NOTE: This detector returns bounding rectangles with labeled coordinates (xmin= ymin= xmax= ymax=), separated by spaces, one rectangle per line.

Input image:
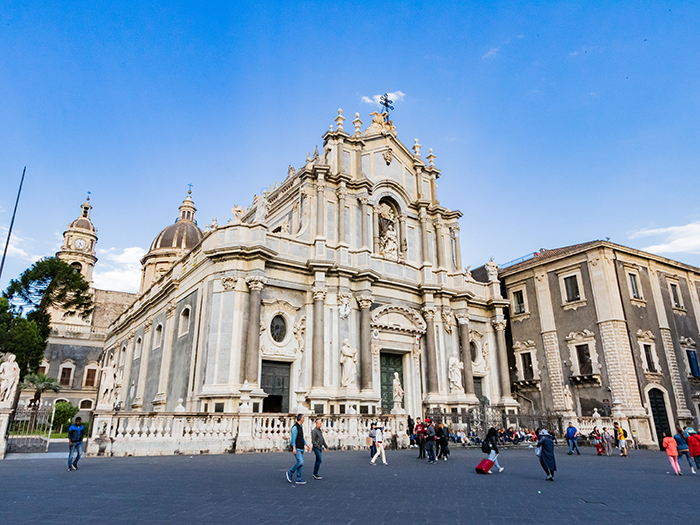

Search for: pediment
xmin=370 ymin=304 xmax=426 ymax=335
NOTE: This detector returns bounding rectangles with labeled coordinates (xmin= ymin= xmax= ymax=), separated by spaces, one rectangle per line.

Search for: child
xmin=662 ymin=430 xmax=681 ymax=476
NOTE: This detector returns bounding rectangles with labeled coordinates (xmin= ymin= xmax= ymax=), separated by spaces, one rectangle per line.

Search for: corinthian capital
xmin=455 ymin=312 xmax=470 ymax=325
xmin=246 ymin=275 xmax=267 ymax=291
xmin=492 ymin=319 xmax=507 ymax=331
xmin=312 ymin=286 xmax=327 ymax=301
xmin=336 ymin=188 xmax=347 ymax=200
xmin=357 ymin=294 xmax=373 ymax=309
xmin=421 ymin=305 xmax=436 ymax=320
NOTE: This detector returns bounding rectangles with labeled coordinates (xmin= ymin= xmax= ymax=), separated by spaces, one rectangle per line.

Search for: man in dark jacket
xmin=311 ymin=418 xmax=329 ymax=480
xmin=67 ymin=417 xmax=84 ymax=471
xmin=415 ymin=417 xmax=427 ymax=459
xmin=425 ymin=419 xmax=437 ymax=464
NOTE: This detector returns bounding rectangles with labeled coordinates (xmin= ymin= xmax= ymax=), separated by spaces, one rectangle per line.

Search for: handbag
xmin=365 ymin=436 xmax=373 ymax=446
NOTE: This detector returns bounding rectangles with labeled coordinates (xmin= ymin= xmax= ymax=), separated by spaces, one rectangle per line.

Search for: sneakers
xmin=296 ymin=480 xmax=306 ymax=484
xmin=498 ymin=467 xmax=505 ymax=473
xmin=567 ymin=452 xmax=573 ymax=455
xmin=72 ymin=464 xmax=78 ymax=470
xmin=313 ymin=475 xmax=322 ymax=480
xmin=383 ymin=462 xmax=388 ymax=466
xmin=370 ymin=461 xmax=376 ymax=466
xmin=692 ymin=468 xmax=697 ymax=474
xmin=286 ymin=471 xmax=292 ymax=483
xmin=68 ymin=466 xmax=74 ymax=472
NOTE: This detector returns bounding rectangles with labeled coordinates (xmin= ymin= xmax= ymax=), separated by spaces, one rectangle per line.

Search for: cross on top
xmin=187 ymin=183 xmax=193 ymax=195
xmin=86 ymin=190 xmax=91 ymax=201
xmin=379 ymin=93 xmax=394 ymax=122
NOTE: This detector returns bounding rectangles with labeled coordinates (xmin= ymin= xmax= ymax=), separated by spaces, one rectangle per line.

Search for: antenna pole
xmin=0 ymin=167 xmax=26 ymax=281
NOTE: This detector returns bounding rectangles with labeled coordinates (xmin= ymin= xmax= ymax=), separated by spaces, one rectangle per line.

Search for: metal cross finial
xmin=379 ymin=93 xmax=394 ymax=122
xmin=86 ymin=190 xmax=91 ymax=201
xmin=187 ymin=183 xmax=193 ymax=195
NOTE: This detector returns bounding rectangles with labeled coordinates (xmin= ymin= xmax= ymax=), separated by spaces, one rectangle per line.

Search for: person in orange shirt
xmin=662 ymin=430 xmax=682 ymax=476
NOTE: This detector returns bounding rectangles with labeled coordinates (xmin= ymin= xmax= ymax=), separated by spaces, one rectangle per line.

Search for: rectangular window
xmin=85 ymin=368 xmax=97 ymax=387
xmin=38 ymin=366 xmax=47 ymax=375
xmin=576 ymin=344 xmax=593 ymax=375
xmin=473 ymin=377 xmax=483 ymax=399
xmin=670 ymin=284 xmax=681 ymax=308
xmin=564 ymin=275 xmax=580 ymax=303
xmin=60 ymin=368 xmax=72 ymax=386
xmin=522 ymin=352 xmax=534 ymax=380
xmin=688 ymin=350 xmax=700 ymax=377
xmin=214 ymin=402 xmax=224 ymax=413
xmin=644 ymin=344 xmax=657 ymax=373
xmin=513 ymin=290 xmax=525 ymax=314
xmin=629 ymin=274 xmax=640 ymax=299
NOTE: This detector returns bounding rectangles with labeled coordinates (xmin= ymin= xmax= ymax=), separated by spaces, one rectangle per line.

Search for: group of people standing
xmin=662 ymin=427 xmax=700 ymax=476
xmin=411 ymin=417 xmax=450 ymax=464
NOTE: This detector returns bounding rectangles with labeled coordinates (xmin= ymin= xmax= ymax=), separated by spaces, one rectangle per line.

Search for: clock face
xmin=74 ymin=238 xmax=87 ymax=250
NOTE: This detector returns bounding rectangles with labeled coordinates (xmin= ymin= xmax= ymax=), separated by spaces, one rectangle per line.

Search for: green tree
xmin=20 ymin=372 xmax=60 ymax=406
xmin=0 ymin=297 xmax=44 ymax=380
xmin=53 ymin=400 xmax=79 ymax=431
xmin=4 ymin=257 xmax=94 ymax=342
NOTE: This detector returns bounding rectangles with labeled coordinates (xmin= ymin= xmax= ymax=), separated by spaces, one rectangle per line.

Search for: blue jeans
xmin=313 ymin=448 xmax=322 ymax=476
xmin=678 ymin=450 xmax=693 ymax=469
xmin=370 ymin=442 xmax=377 ymax=458
xmin=68 ymin=442 xmax=82 ymax=468
xmin=568 ymin=437 xmax=579 ymax=454
xmin=288 ymin=450 xmax=304 ymax=481
xmin=426 ymin=440 xmax=436 ymax=462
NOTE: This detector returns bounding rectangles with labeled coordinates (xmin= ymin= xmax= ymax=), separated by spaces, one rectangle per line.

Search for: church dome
xmin=145 ymin=191 xmax=202 ymax=256
xmin=69 ymin=217 xmax=96 ymax=232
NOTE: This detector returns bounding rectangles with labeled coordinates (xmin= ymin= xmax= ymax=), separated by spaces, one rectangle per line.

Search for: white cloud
xmin=92 ymin=246 xmax=147 ymax=293
xmin=629 ymin=222 xmax=700 ymax=255
xmin=0 ymin=227 xmax=43 ymax=263
xmin=482 ymin=47 xmax=499 ymax=60
xmin=360 ymin=91 xmax=406 ymax=106
xmin=569 ymin=51 xmax=578 ymax=56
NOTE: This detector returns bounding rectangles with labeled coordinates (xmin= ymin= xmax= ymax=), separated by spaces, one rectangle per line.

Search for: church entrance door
xmin=648 ymin=388 xmax=670 ymax=447
xmin=380 ymin=353 xmax=403 ymax=413
xmin=261 ymin=361 xmax=290 ymax=413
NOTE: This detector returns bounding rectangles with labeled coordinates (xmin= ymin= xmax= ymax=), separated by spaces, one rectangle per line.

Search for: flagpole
xmin=0 ymin=166 xmax=26 ymax=281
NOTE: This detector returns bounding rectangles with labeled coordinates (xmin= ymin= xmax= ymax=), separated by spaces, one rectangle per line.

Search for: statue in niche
xmin=340 ymin=339 xmax=357 ymax=388
xmin=564 ymin=384 xmax=574 ymax=412
xmin=448 ymin=353 xmax=464 ymax=393
xmin=253 ymin=191 xmax=269 ymax=224
xmin=0 ymin=354 xmax=20 ymax=406
xmin=377 ymin=202 xmax=399 ymax=261
xmin=99 ymin=358 xmax=117 ymax=406
xmin=392 ymin=372 xmax=404 ymax=411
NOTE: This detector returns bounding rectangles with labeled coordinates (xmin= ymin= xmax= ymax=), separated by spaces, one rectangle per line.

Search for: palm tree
xmin=20 ymin=373 xmax=60 ymax=431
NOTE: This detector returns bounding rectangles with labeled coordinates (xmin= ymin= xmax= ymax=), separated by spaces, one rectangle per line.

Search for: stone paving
xmin=0 ymin=445 xmax=697 ymax=524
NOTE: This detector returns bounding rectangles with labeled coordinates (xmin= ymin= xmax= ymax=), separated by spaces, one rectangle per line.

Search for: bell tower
xmin=57 ymin=197 xmax=98 ymax=284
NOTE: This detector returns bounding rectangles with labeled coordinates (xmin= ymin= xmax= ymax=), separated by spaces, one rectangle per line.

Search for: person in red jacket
xmin=686 ymin=428 xmax=700 ymax=473
xmin=414 ymin=417 xmax=427 ymax=459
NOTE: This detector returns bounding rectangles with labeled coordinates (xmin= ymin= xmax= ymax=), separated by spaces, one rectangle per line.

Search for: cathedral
xmin=95 ymin=108 xmax=515 ymax=426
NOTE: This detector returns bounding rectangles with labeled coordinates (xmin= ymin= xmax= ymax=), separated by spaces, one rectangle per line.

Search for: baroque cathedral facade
xmin=96 ymin=109 xmax=517 ymax=420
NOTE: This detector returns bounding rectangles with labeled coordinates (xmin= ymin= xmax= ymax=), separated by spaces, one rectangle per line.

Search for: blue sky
xmin=1 ymin=1 xmax=699 ymax=293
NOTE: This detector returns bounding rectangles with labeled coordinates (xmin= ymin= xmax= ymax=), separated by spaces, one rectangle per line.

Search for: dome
xmin=149 ymin=221 xmax=203 ymax=252
xmin=69 ymin=217 xmax=96 ymax=232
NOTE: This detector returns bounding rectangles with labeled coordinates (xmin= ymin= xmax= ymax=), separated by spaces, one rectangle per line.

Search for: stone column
xmin=312 ymin=286 xmax=326 ymax=388
xmin=452 ymin=226 xmax=462 ymax=272
xmin=358 ymin=294 xmax=373 ymax=391
xmin=316 ymin=177 xmax=326 ymax=239
xmin=492 ymin=319 xmax=512 ymax=400
xmin=360 ymin=196 xmax=369 ymax=250
xmin=430 ymin=173 xmax=438 ymax=205
xmin=118 ymin=332 xmax=135 ymax=407
xmin=133 ymin=319 xmax=152 ymax=409
xmin=456 ymin=314 xmax=475 ymax=395
xmin=398 ymin=213 xmax=407 ymax=259
xmin=244 ymin=276 xmax=266 ymax=384
xmin=337 ymin=186 xmax=347 ymax=244
xmin=372 ymin=206 xmax=380 ymax=253
xmin=419 ymin=210 xmax=430 ymax=265
xmin=435 ymin=218 xmax=445 ymax=269
xmin=153 ymin=302 xmax=177 ymax=410
xmin=422 ymin=306 xmax=439 ymax=394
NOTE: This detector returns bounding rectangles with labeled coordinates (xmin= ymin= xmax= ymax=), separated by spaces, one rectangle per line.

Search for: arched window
xmin=71 ymin=262 xmax=82 ymax=272
xmin=79 ymin=399 xmax=94 ymax=410
xmin=59 ymin=361 xmax=76 ymax=387
xmin=119 ymin=345 xmax=127 ymax=366
xmin=154 ymin=324 xmax=163 ymax=347
xmin=83 ymin=362 xmax=99 ymax=388
xmin=179 ymin=307 xmax=191 ymax=337
xmin=38 ymin=359 xmax=49 ymax=375
xmin=134 ymin=337 xmax=143 ymax=360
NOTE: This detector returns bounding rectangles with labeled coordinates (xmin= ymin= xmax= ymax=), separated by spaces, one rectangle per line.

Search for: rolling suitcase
xmin=475 ymin=459 xmax=494 ymax=474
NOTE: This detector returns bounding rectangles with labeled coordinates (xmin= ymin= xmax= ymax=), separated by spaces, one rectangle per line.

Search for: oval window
xmin=470 ymin=342 xmax=478 ymax=363
xmin=270 ymin=315 xmax=287 ymax=343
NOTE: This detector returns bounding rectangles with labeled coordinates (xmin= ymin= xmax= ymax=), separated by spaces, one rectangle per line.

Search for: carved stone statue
xmin=253 ymin=191 xmax=269 ymax=224
xmin=340 ymin=339 xmax=357 ymax=388
xmin=99 ymin=359 xmax=117 ymax=406
xmin=485 ymin=257 xmax=499 ymax=282
xmin=0 ymin=354 xmax=21 ymax=406
xmin=564 ymin=384 xmax=574 ymax=412
xmin=380 ymin=224 xmax=399 ymax=261
xmin=448 ymin=353 xmax=464 ymax=393
xmin=392 ymin=372 xmax=404 ymax=409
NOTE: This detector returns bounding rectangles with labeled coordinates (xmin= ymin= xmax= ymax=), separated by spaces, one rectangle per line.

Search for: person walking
xmin=311 ymin=418 xmax=329 ymax=480
xmin=591 ymin=426 xmax=604 ymax=456
xmin=662 ymin=431 xmax=682 ymax=476
xmin=438 ymin=423 xmax=450 ymax=461
xmin=614 ymin=422 xmax=628 ymax=457
xmin=286 ymin=414 xmax=310 ymax=484
xmin=415 ymin=417 xmax=427 ymax=459
xmin=566 ymin=422 xmax=580 ymax=455
xmin=67 ymin=417 xmax=85 ymax=471
xmin=602 ymin=427 xmax=614 ymax=456
xmin=674 ymin=427 xmax=695 ymax=474
xmin=370 ymin=423 xmax=388 ymax=466
xmin=425 ymin=419 xmax=437 ymax=464
xmin=368 ymin=423 xmax=377 ymax=459
xmin=484 ymin=427 xmax=504 ymax=473
xmin=407 ymin=416 xmax=415 ymax=448
xmin=536 ymin=428 xmax=557 ymax=481
xmin=686 ymin=428 xmax=700 ymax=473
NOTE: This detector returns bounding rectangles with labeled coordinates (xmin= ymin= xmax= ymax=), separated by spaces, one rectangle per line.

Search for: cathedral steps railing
xmin=86 ymin=411 xmax=409 ymax=457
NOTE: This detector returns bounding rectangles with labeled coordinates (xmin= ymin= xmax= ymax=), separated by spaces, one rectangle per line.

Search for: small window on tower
xmin=82 ymin=207 xmax=89 ymax=217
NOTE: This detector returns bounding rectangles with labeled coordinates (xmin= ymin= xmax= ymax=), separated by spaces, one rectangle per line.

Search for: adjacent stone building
xmin=99 ymin=109 xmax=516 ymax=427
xmin=500 ymin=240 xmax=700 ymax=448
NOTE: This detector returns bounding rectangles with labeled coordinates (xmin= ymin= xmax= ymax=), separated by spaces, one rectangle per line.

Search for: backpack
xmin=622 ymin=429 xmax=628 ymax=439
xmin=481 ymin=439 xmax=491 ymax=454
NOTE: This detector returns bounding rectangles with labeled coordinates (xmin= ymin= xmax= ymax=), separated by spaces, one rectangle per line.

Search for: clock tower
xmin=57 ymin=197 xmax=98 ymax=283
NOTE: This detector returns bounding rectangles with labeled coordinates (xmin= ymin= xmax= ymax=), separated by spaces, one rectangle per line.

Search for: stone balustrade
xmin=86 ymin=412 xmax=409 ymax=457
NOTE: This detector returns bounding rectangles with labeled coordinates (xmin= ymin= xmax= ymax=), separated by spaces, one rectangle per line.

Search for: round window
xmin=270 ymin=315 xmax=287 ymax=343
